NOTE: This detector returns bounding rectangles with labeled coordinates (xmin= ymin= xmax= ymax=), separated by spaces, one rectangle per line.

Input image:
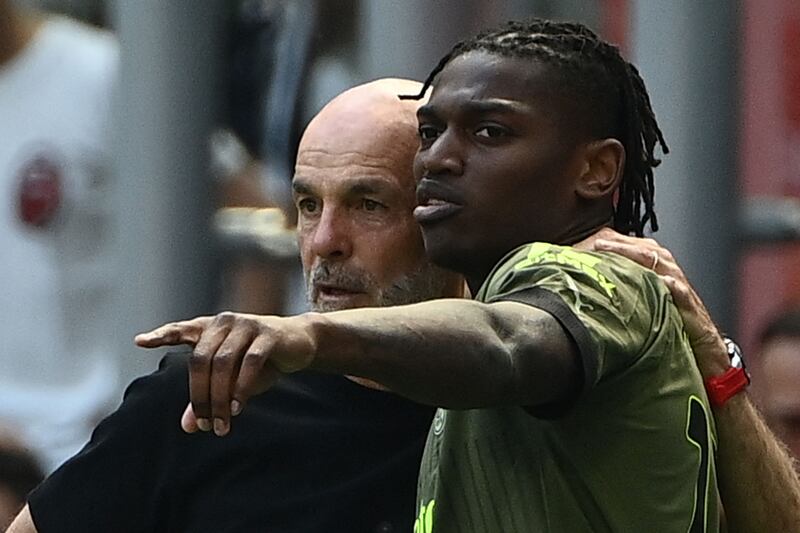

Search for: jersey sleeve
xmin=481 ymin=242 xmax=658 ymax=393
xmin=27 ymin=353 xmax=190 ymax=533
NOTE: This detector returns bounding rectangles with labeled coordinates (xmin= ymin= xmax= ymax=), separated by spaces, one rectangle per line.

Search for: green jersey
xmin=415 ymin=243 xmax=720 ymax=533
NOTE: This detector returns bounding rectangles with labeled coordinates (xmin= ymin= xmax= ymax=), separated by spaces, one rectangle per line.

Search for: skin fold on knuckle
xmin=212 ymin=312 xmax=238 ymax=330
xmin=189 ymin=351 xmax=210 ymax=370
xmin=212 ymin=351 xmax=235 ymax=371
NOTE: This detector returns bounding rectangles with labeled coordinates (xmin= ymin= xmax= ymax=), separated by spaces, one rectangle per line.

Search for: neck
xmin=463 ymin=213 xmax=614 ymax=295
xmin=553 ymin=201 xmax=616 ymax=243
xmin=560 ymin=218 xmax=614 ymax=245
xmin=0 ymin=4 xmax=40 ymax=66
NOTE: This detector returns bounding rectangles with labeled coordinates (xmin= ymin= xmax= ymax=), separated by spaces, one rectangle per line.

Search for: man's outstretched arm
xmin=583 ymin=229 xmax=800 ymax=533
xmin=7 ymin=505 xmax=37 ymax=533
xmin=136 ymin=299 xmax=581 ymax=437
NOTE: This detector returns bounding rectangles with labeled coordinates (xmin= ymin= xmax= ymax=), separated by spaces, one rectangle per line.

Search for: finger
xmin=661 ymin=275 xmax=706 ymax=339
xmin=661 ymin=275 xmax=691 ymax=307
xmin=592 ymin=227 xmax=620 ymax=241
xmin=574 ymin=227 xmax=619 ymax=250
xmin=593 ymin=239 xmax=689 ymax=282
xmin=209 ymin=327 xmax=255 ymax=437
xmin=662 ymin=274 xmax=706 ymax=319
xmin=233 ymin=335 xmax=281 ymax=406
xmin=188 ymin=322 xmax=234 ymax=431
xmin=592 ymin=240 xmax=659 ymax=270
xmin=135 ymin=317 xmax=212 ymax=348
xmin=589 ymin=231 xmax=642 ymax=248
xmin=181 ymin=403 xmax=199 ymax=433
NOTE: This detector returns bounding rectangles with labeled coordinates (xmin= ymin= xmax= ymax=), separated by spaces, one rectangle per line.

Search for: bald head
xmin=297 ymin=78 xmax=426 ymax=190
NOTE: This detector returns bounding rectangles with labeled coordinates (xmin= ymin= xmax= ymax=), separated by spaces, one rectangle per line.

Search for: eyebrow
xmin=292 ymin=176 xmax=393 ymax=197
xmin=292 ymin=180 xmax=313 ymax=195
xmin=418 ymin=98 xmax=530 ymax=118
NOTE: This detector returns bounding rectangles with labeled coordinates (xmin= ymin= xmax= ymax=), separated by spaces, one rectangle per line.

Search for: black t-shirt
xmin=28 ymin=353 xmax=434 ymax=532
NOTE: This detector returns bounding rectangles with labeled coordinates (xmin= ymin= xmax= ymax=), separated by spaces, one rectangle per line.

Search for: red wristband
xmin=704 ymin=366 xmax=750 ymax=407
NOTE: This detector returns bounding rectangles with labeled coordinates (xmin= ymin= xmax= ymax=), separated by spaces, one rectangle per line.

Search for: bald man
xmin=10 ymin=79 xmax=462 ymax=533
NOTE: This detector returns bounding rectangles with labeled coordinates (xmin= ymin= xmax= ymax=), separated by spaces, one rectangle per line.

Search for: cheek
xmin=297 ymin=230 xmax=316 ymax=271
xmin=487 ymin=162 xmax=573 ymax=216
xmin=357 ymin=222 xmax=427 ymax=277
xmin=413 ymin=153 xmax=425 ymax=181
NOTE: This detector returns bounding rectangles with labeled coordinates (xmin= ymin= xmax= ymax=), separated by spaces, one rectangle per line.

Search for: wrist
xmin=709 ymin=387 xmax=749 ymax=413
xmin=703 ymin=337 xmax=750 ymax=408
xmin=273 ymin=313 xmax=322 ymax=373
xmin=297 ymin=311 xmax=345 ymax=372
xmin=694 ymin=336 xmax=731 ymax=378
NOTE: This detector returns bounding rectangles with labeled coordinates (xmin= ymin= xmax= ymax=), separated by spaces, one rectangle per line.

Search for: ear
xmin=575 ymin=139 xmax=625 ymax=200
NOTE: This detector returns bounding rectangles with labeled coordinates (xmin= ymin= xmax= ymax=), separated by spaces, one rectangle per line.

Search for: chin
xmin=421 ymin=233 xmax=471 ymax=274
xmin=423 ymin=233 xmax=514 ymax=287
xmin=311 ymin=295 xmax=376 ymax=312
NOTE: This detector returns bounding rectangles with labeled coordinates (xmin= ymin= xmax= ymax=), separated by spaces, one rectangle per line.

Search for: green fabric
xmin=415 ymin=243 xmax=720 ymax=533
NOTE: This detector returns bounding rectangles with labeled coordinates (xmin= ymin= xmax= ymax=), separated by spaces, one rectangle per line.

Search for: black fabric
xmin=496 ymin=287 xmax=594 ymax=419
xmin=28 ymin=352 xmax=434 ymax=533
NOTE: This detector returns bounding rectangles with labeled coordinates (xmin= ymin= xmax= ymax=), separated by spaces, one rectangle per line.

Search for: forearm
xmin=7 ymin=505 xmax=37 ymax=533
xmin=693 ymin=337 xmax=800 ymax=531
xmin=714 ymin=394 xmax=800 ymax=533
xmin=304 ymin=298 xmax=578 ymax=408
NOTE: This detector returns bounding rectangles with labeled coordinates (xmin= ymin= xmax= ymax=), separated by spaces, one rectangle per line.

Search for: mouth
xmin=414 ymin=178 xmax=463 ymax=225
xmin=314 ymin=284 xmax=366 ymax=300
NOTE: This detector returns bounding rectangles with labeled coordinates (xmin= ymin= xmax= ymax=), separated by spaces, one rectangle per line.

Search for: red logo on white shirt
xmin=17 ymin=155 xmax=62 ymax=228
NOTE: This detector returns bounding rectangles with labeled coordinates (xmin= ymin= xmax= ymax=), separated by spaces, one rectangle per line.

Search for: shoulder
xmin=42 ymin=16 xmax=118 ymax=60
xmin=98 ymin=352 xmax=190 ymax=427
xmin=35 ymin=16 xmax=118 ymax=84
xmin=480 ymin=242 xmax=661 ymax=305
xmin=26 ymin=354 xmax=191 ymax=532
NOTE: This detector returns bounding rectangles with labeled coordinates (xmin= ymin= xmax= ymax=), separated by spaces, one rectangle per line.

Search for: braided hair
xmin=401 ymin=19 xmax=668 ymax=236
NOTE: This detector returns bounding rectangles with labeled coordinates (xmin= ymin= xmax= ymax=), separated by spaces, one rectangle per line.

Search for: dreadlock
xmin=401 ymin=18 xmax=668 ymax=236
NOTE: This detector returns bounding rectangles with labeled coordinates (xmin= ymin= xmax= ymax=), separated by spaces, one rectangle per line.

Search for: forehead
xmin=294 ymin=131 xmax=415 ymax=196
xmin=293 ymin=154 xmax=410 ymax=198
xmin=424 ymin=51 xmax=557 ymax=115
xmin=294 ymin=105 xmax=418 ymax=195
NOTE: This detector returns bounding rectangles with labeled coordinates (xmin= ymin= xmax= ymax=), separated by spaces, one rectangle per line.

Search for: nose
xmin=417 ymin=130 xmax=463 ymax=178
xmin=308 ymin=205 xmax=353 ymax=260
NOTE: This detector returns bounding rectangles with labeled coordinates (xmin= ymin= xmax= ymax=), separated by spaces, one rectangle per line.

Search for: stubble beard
xmin=305 ymin=260 xmax=451 ymax=312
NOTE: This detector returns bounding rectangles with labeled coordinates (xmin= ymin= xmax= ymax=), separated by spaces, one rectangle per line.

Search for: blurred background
xmin=1 ymin=0 xmax=800 ymax=512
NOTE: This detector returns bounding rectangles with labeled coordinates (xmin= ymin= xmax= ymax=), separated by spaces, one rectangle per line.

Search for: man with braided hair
xmin=401 ymin=20 xmax=715 ymax=532
xmin=134 ymin=19 xmax=764 ymax=532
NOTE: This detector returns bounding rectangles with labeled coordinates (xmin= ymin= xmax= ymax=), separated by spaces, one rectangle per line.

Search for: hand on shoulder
xmin=576 ymin=228 xmax=729 ymax=377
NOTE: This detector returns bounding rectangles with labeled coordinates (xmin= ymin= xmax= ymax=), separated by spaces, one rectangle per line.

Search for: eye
xmin=418 ymin=124 xmax=440 ymax=141
xmin=297 ymin=198 xmax=318 ymax=214
xmin=361 ymin=198 xmax=384 ymax=212
xmin=475 ymin=125 xmax=509 ymax=139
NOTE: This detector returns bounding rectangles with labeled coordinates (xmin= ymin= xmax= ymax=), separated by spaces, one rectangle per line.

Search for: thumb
xmin=181 ymin=403 xmax=200 ymax=433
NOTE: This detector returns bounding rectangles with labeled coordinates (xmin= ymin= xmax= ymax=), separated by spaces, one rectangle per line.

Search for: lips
xmin=312 ymin=283 xmax=369 ymax=311
xmin=414 ymin=178 xmax=463 ymax=224
xmin=315 ymin=284 xmax=365 ymax=298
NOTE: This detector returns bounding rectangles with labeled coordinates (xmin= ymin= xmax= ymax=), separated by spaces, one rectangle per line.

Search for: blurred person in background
xmin=0 ymin=432 xmax=43 ymax=531
xmin=210 ymin=127 xmax=306 ymax=318
xmin=752 ymin=307 xmax=800 ymax=462
xmin=0 ymin=0 xmax=119 ymax=471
